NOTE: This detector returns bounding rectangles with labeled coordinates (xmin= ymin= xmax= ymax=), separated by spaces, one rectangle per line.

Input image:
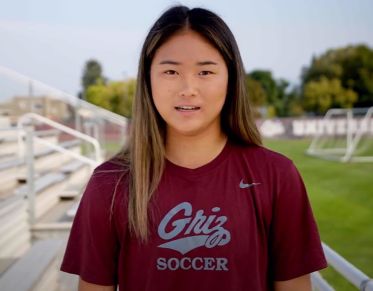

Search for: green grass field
xmin=264 ymin=138 xmax=373 ymax=290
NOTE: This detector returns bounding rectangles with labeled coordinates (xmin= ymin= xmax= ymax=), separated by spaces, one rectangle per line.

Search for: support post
xmin=25 ymin=127 xmax=36 ymax=225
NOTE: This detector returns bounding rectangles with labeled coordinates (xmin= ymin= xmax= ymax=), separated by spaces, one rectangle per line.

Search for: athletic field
xmin=264 ymin=138 xmax=373 ymax=291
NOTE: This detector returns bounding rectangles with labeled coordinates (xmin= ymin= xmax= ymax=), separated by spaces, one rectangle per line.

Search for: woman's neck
xmin=165 ymin=130 xmax=228 ymax=169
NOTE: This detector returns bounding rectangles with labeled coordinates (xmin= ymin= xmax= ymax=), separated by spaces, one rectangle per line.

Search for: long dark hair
xmin=118 ymin=5 xmax=262 ymax=241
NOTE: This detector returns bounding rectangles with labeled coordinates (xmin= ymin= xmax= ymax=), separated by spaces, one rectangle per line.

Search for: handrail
xmin=17 ymin=112 xmax=103 ymax=164
xmin=33 ymin=136 xmax=99 ymax=167
xmin=323 ymin=243 xmax=373 ymax=290
xmin=0 ymin=65 xmax=129 ymax=128
xmin=311 ymin=272 xmax=335 ymax=291
xmin=76 ymin=99 xmax=128 ymax=127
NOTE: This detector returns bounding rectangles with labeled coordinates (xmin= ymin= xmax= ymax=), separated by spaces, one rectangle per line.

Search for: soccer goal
xmin=306 ymin=107 xmax=373 ymax=162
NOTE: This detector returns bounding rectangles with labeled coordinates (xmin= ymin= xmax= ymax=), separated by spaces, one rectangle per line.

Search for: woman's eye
xmin=164 ymin=70 xmax=177 ymax=75
xmin=199 ymin=71 xmax=213 ymax=76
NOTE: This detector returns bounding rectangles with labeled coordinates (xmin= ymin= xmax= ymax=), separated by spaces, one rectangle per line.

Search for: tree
xmin=301 ymin=44 xmax=373 ymax=107
xmin=303 ymin=77 xmax=357 ymax=114
xmin=286 ymin=87 xmax=304 ymax=117
xmin=85 ymin=79 xmax=135 ymax=117
xmin=246 ymin=70 xmax=291 ymax=117
xmin=116 ymin=79 xmax=136 ymax=117
xmin=81 ymin=59 xmax=106 ymax=99
xmin=275 ymin=78 xmax=290 ymax=116
xmin=249 ymin=70 xmax=278 ymax=105
xmin=85 ymin=82 xmax=112 ymax=110
xmin=245 ymin=76 xmax=267 ymax=118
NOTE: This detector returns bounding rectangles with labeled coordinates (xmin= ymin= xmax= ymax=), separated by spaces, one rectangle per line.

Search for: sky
xmin=0 ymin=0 xmax=372 ymax=100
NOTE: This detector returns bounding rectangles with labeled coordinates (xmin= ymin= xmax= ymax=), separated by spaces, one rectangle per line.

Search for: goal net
xmin=306 ymin=107 xmax=373 ymax=162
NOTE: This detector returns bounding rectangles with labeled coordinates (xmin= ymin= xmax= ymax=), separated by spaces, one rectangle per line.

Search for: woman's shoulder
xmin=231 ymin=142 xmax=295 ymax=169
xmin=85 ymin=157 xmax=130 ymax=196
xmin=94 ymin=157 xmax=129 ymax=172
xmin=230 ymin=142 xmax=303 ymax=189
xmin=93 ymin=156 xmax=130 ymax=175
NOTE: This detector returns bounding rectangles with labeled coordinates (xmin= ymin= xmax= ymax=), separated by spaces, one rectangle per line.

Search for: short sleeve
xmin=60 ymin=169 xmax=122 ymax=286
xmin=269 ymin=160 xmax=327 ymax=281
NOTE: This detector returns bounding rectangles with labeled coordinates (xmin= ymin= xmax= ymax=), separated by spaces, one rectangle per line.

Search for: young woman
xmin=61 ymin=6 xmax=327 ymax=291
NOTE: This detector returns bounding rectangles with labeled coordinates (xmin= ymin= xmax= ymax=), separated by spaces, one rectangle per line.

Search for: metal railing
xmin=311 ymin=272 xmax=335 ymax=291
xmin=312 ymin=244 xmax=373 ymax=290
xmin=17 ymin=113 xmax=103 ymax=225
xmin=17 ymin=112 xmax=103 ymax=166
xmin=321 ymin=243 xmax=373 ymax=291
xmin=0 ymin=65 xmax=129 ymax=153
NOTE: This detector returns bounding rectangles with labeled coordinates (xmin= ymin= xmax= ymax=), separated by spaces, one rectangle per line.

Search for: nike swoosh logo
xmin=239 ymin=179 xmax=261 ymax=189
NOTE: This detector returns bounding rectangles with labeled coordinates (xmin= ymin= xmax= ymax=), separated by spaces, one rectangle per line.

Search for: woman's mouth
xmin=175 ymin=105 xmax=201 ymax=111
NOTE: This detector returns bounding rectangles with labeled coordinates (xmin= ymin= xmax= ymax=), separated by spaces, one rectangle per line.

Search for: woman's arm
xmin=78 ymin=277 xmax=116 ymax=291
xmin=274 ymin=274 xmax=312 ymax=291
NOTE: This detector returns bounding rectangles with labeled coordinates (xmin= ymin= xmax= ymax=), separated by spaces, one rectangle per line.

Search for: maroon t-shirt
xmin=60 ymin=141 xmax=327 ymax=290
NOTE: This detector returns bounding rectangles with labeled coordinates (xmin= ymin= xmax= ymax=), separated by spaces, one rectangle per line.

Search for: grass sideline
xmin=264 ymin=138 xmax=373 ymax=291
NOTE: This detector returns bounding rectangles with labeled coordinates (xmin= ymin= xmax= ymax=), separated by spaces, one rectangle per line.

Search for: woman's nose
xmin=179 ymin=75 xmax=198 ymax=97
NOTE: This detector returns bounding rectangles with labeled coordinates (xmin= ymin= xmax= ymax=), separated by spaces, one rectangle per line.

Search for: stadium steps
xmin=31 ymin=160 xmax=89 ymax=240
xmin=0 ymin=163 xmax=90 ymax=285
xmin=15 ymin=172 xmax=67 ymax=220
xmin=0 ymin=160 xmax=89 ymax=259
xmin=0 ymin=196 xmax=31 ymax=272
xmin=0 ymin=128 xmax=58 ymax=168
xmin=15 ymin=159 xmax=89 ymax=220
xmin=0 ymin=138 xmax=81 ymax=198
xmin=0 ymin=159 xmax=24 ymax=198
xmin=0 ymin=128 xmax=62 ymax=196
xmin=0 ymin=128 xmax=59 ymax=154
xmin=0 ymin=239 xmax=64 ymax=291
xmin=16 ymin=139 xmax=82 ymax=182
xmin=0 ymin=116 xmax=11 ymax=128
xmin=0 ymin=118 xmax=93 ymax=289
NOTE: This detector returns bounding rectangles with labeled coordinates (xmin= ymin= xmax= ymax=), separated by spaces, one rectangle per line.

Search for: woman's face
xmin=150 ymin=29 xmax=228 ymax=138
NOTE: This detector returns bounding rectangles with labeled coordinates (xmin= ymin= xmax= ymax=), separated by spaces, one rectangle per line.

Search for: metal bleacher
xmin=0 ymin=113 xmax=101 ymax=290
xmin=0 ymin=68 xmax=128 ymax=291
